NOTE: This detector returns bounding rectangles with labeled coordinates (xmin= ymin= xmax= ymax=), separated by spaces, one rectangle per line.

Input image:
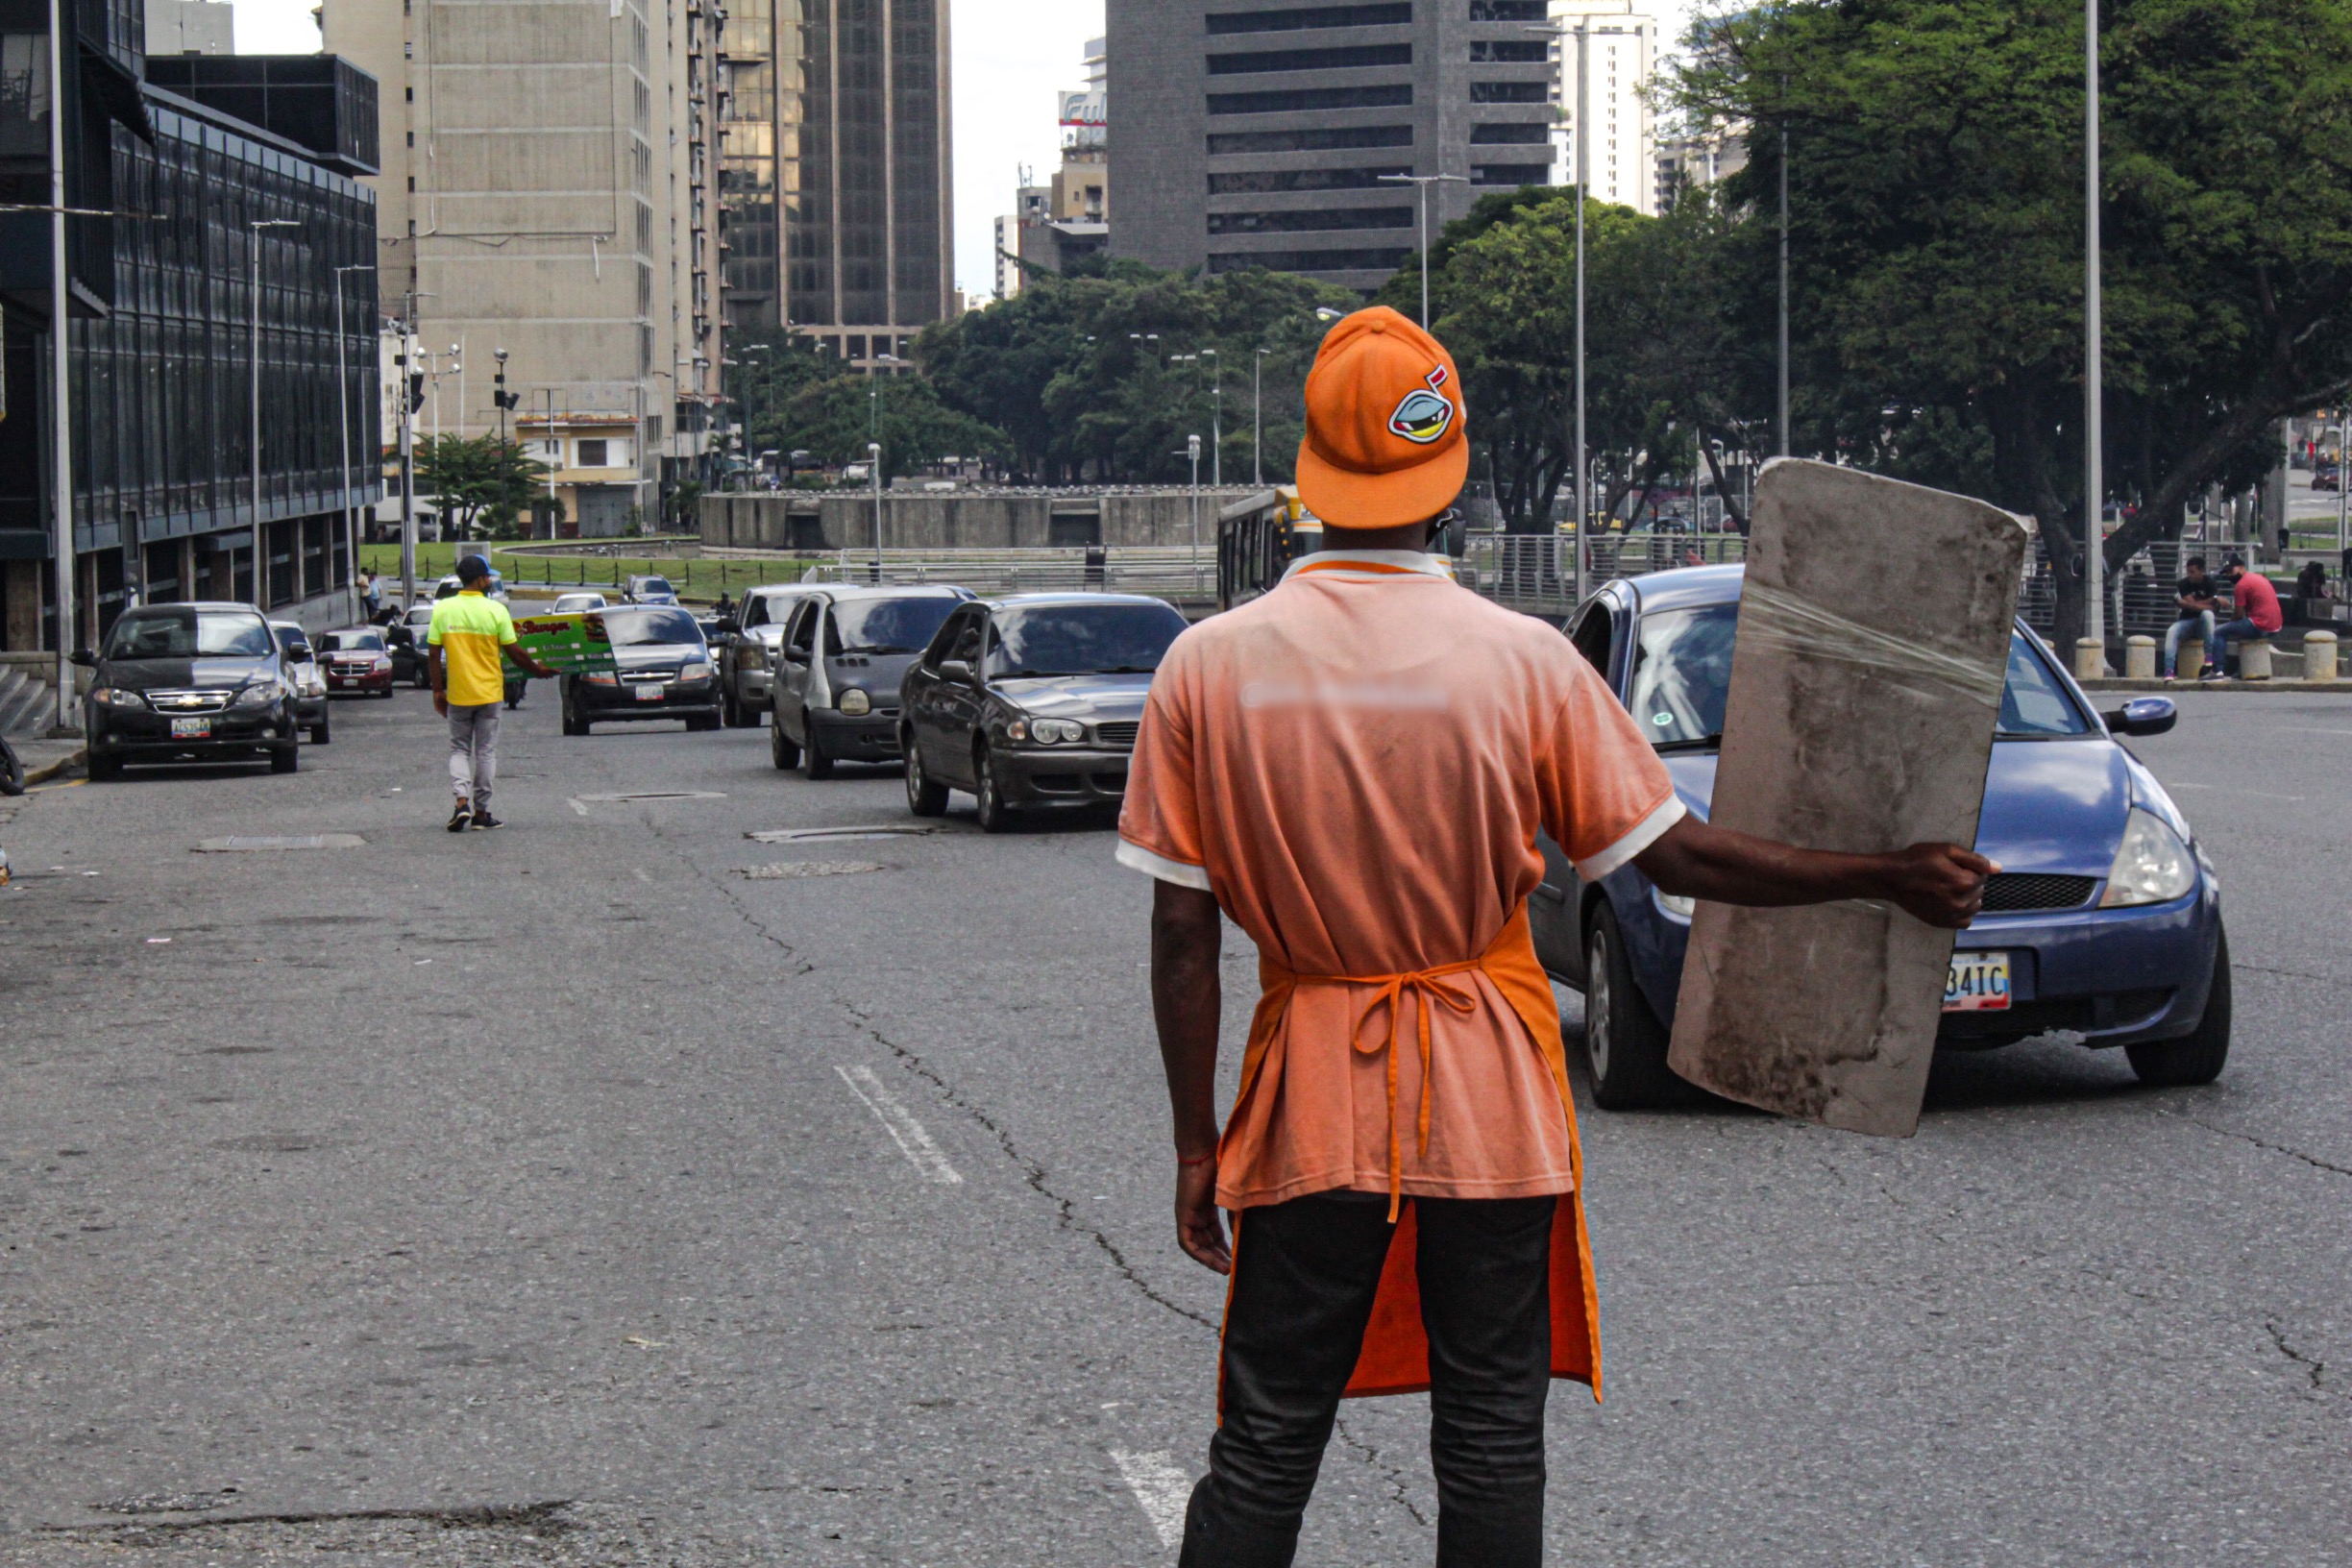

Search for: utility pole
xmin=43 ymin=0 xmax=77 ymax=732
xmin=868 ymin=440 xmax=884 ymax=581
xmin=1777 ymin=112 xmax=1791 ymax=457
xmin=333 ymin=263 xmax=374 ymax=621
xmin=1379 ymin=172 xmax=1469 ymax=330
xmin=1186 ymin=433 xmax=1202 ymax=592
xmin=2084 ymin=0 xmax=2106 ymax=661
xmin=1253 ymin=347 xmax=1268 ymax=487
xmin=396 ymin=289 xmax=433 ymax=613
xmin=1204 ymin=348 xmax=1222 ymax=488
xmin=1531 ymin=19 xmax=1591 ymax=602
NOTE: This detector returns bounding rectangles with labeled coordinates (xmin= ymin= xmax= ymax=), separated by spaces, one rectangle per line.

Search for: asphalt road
xmin=0 ymin=683 xmax=2345 ymax=1567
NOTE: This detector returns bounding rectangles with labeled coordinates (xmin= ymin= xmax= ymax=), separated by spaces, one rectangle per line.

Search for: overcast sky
xmin=233 ymin=0 xmax=1696 ymax=303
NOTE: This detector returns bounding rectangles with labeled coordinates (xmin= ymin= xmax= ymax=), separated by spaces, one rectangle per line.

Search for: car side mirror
xmin=70 ymin=649 xmax=96 ymax=667
xmin=2102 ymin=696 xmax=2177 ymax=737
xmin=938 ymin=658 xmax=973 ymax=685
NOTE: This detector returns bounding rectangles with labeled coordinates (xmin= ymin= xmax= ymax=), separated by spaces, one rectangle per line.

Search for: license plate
xmin=634 ymin=685 xmax=663 ymax=700
xmin=1944 ymin=951 xmax=2011 ymax=1012
xmin=170 ymin=717 xmax=211 ymax=739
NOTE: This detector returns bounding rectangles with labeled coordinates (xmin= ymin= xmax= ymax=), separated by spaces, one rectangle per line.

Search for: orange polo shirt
xmin=1118 ymin=549 xmax=1682 ymax=1211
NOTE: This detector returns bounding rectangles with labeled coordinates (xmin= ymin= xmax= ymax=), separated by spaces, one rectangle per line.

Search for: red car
xmin=317 ymin=627 xmax=397 ymax=697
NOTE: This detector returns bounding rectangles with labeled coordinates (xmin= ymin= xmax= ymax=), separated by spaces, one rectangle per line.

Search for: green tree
xmin=413 ymin=434 xmax=551 ymax=540
xmin=771 ymin=372 xmax=1009 ymax=483
xmin=1680 ymin=0 xmax=2352 ymax=645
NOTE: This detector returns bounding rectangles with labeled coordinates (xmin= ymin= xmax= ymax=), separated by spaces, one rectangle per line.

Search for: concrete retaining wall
xmin=699 ymin=489 xmax=1254 ymax=552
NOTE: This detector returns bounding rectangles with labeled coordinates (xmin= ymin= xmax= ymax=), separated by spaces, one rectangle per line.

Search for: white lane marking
xmin=634 ymin=867 xmax=653 ymax=882
xmin=567 ymin=797 xmax=590 ymax=816
xmin=2284 ymin=727 xmax=2352 ymax=737
xmin=1110 ymin=1449 xmax=1192 ymax=1548
xmin=834 ymin=1065 xmax=962 ymax=1185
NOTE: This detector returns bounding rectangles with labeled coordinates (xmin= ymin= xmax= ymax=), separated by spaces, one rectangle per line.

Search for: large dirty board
xmin=1668 ymin=460 xmax=2030 ymax=1137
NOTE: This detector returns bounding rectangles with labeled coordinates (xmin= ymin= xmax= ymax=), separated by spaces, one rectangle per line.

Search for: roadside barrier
xmin=2240 ymin=640 xmax=2274 ymax=680
xmin=2076 ymin=637 xmax=2105 ymax=680
xmin=2306 ymin=629 xmax=2339 ymax=683
xmin=2124 ymin=635 xmax=2157 ymax=679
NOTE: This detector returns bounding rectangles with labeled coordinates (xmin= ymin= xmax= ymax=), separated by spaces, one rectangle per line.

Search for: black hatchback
xmin=76 ymin=602 xmax=301 ymax=779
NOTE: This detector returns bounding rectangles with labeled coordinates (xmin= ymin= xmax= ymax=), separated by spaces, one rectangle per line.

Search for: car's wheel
xmin=309 ymin=715 xmax=331 ymax=745
xmin=0 ymin=740 xmax=22 ymax=796
xmin=770 ymin=706 xmax=800 ymax=770
xmin=800 ymin=722 xmax=834 ymax=780
xmin=723 ymin=680 xmax=754 ymax=728
xmin=561 ymin=693 xmax=588 ymax=737
xmin=86 ymin=748 xmax=122 ymax=782
xmin=1582 ymin=900 xmax=1684 ymax=1110
xmin=2128 ymin=926 xmax=2232 ymax=1087
xmin=270 ymin=742 xmax=300 ymax=775
xmin=903 ymin=729 xmax=948 ymax=817
xmin=974 ymin=743 xmax=1017 ymax=833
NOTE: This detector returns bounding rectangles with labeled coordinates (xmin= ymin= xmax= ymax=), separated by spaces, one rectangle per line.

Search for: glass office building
xmin=0 ymin=6 xmax=380 ymax=653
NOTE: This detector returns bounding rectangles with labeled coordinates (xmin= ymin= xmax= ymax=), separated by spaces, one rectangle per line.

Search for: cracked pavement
xmin=0 ymin=685 xmax=2345 ymax=1564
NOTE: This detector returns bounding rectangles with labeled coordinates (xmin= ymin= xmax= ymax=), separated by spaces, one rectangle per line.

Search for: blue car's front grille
xmin=1981 ymin=872 xmax=2097 ymax=913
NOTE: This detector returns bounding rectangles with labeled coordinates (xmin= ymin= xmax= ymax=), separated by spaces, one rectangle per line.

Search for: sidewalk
xmin=11 ymin=735 xmax=86 ymax=785
xmin=2079 ymin=676 xmax=2352 ymax=695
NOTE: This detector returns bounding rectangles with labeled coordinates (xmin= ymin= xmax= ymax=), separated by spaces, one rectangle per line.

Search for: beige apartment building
xmin=323 ymin=0 xmax=723 ymax=536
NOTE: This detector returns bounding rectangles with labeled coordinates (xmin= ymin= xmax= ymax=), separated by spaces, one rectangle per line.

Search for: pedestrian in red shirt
xmin=2203 ymin=556 xmax=2282 ymax=679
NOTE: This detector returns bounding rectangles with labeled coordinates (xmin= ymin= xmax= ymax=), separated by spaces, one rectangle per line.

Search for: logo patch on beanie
xmin=1387 ymin=387 xmax=1455 ymax=445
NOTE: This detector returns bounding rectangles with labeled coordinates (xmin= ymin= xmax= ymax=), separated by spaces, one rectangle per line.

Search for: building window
xmin=847 ymin=334 xmax=868 ymax=358
xmin=1470 ymin=162 xmax=1550 ymax=185
xmin=1468 ymin=40 xmax=1547 ymax=62
xmin=1208 ymin=124 xmax=1412 ymax=155
xmin=1204 ymin=3 xmax=1411 ymax=33
xmin=1207 ymin=164 xmax=1412 ymax=194
xmin=1209 ymin=206 xmax=1413 ymax=234
xmin=577 ymin=439 xmax=609 ymax=467
xmin=1470 ymin=80 xmax=1548 ymax=103
xmin=1206 ymin=43 xmax=1412 ymax=74
xmin=1207 ymin=246 xmax=1414 ymax=276
xmin=1470 ymin=123 xmax=1549 ymax=144
xmin=1209 ymin=84 xmax=1412 ymax=114
xmin=1467 ymin=0 xmax=1545 ymax=17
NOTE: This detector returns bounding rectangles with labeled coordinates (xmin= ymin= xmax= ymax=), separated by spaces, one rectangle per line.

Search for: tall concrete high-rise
xmin=1552 ymin=0 xmax=1657 ymax=215
xmin=322 ymin=0 xmax=724 ymax=535
xmin=1107 ymin=0 xmax=1556 ymax=294
xmin=720 ymin=0 xmax=955 ymax=370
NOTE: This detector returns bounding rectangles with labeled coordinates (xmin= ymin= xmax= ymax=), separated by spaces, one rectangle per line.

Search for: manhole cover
xmin=735 ymin=861 xmax=886 ymax=880
xmin=194 ymin=834 xmax=367 ymax=852
xmin=574 ymin=791 xmax=727 ymax=802
xmin=747 ymin=824 xmax=943 ymax=844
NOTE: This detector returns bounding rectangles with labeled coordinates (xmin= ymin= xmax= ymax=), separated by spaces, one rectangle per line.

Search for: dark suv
xmin=76 ymin=602 xmax=301 ymax=778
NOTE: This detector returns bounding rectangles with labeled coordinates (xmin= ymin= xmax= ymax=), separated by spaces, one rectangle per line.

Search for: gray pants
xmin=448 ymin=702 xmax=501 ymax=810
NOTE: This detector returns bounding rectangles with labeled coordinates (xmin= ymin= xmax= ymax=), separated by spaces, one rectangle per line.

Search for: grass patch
xmin=359 ymin=544 xmax=815 ymax=600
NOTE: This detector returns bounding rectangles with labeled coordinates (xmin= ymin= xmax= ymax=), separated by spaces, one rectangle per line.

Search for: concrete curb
xmin=22 ymin=749 xmax=86 ymax=787
xmin=2079 ymin=678 xmax=2352 ymax=695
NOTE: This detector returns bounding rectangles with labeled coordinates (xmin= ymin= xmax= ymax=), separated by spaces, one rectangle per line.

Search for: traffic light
xmin=407 ymin=372 xmax=426 ymax=414
xmin=494 ymin=389 xmax=521 ymax=412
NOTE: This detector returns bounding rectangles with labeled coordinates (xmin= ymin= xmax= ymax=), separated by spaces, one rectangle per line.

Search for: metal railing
xmin=798 ymin=547 xmax=1217 ymax=601
xmin=1454 ymin=530 xmax=1751 ymax=618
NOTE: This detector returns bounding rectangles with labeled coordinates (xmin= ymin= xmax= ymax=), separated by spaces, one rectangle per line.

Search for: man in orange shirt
xmin=1121 ymin=307 xmax=1992 ymax=1567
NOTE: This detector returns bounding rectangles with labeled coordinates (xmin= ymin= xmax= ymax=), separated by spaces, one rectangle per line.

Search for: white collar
xmin=1279 ymin=548 xmax=1451 ymax=582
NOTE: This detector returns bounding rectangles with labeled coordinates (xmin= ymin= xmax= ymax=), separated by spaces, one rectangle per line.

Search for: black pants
xmin=1178 ymin=1191 xmax=1556 ymax=1568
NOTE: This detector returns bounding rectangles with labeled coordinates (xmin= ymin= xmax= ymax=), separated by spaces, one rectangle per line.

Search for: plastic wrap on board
xmin=1667 ymin=459 xmax=2030 ymax=1137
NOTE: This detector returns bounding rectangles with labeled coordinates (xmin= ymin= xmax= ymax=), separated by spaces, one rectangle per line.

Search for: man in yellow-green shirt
xmin=427 ymin=555 xmax=553 ymax=831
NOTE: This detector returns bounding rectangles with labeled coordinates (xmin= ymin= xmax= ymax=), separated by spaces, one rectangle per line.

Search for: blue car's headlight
xmin=2099 ymin=809 xmax=2197 ymax=907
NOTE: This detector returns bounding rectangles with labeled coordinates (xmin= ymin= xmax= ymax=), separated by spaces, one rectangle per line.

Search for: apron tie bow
xmin=1298 ymin=959 xmax=1484 ymax=1220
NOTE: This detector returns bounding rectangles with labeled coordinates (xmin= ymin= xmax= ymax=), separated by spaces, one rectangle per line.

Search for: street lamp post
xmin=248 ymin=218 xmax=298 ymax=609
xmin=2083 ymin=0 xmax=2106 ymax=665
xmin=1203 ymin=349 xmax=1222 ymax=488
xmin=1531 ymin=19 xmax=1590 ymax=605
xmin=333 ymin=262 xmax=374 ymax=621
xmin=1253 ymin=347 xmax=1269 ymax=487
xmin=2338 ymin=406 xmax=2348 ymax=559
xmin=1378 ymin=173 xmax=1470 ymax=330
xmin=42 ymin=0 xmax=77 ymax=731
xmin=868 ymin=440 xmax=884 ymax=580
xmin=1186 ymin=433 xmax=1203 ymax=591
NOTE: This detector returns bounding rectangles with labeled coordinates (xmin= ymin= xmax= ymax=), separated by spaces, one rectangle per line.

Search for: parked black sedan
xmin=76 ymin=602 xmax=301 ymax=779
xmin=770 ymin=585 xmax=972 ymax=777
xmin=559 ymin=605 xmax=722 ymax=734
xmin=899 ymin=594 xmax=1188 ymax=830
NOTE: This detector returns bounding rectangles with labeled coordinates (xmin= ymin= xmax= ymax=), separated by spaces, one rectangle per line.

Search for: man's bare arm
xmin=1151 ymin=880 xmax=1231 ymax=1274
xmin=1633 ymin=815 xmax=1995 ymax=929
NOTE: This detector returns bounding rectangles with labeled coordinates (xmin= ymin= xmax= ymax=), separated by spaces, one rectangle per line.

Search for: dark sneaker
xmin=448 ymin=801 xmax=473 ymax=832
xmin=470 ymin=811 xmax=503 ymax=830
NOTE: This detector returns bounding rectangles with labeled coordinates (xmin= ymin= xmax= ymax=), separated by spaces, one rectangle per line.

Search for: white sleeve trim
xmin=1116 ymin=838 xmax=1214 ymax=892
xmin=1572 ymin=795 xmax=1688 ymax=882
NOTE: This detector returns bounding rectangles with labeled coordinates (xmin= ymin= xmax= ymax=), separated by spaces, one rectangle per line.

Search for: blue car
xmin=1531 ymin=565 xmax=2230 ymax=1109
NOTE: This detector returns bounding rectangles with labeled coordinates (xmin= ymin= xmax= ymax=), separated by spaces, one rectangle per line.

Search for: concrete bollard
xmin=2177 ymin=639 xmax=2204 ymax=680
xmin=2305 ymin=629 xmax=2339 ymax=684
xmin=2124 ymin=635 xmax=2157 ymax=679
xmin=2075 ymin=637 xmax=2105 ymax=680
xmin=2241 ymin=640 xmax=2273 ymax=680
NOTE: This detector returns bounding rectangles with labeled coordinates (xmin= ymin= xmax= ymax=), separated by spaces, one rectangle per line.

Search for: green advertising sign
xmin=510 ymin=611 xmax=619 ymax=676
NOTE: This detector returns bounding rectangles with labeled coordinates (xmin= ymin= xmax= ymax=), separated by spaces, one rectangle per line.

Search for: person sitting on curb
xmin=2203 ymin=555 xmax=2284 ymax=681
xmin=2163 ymin=556 xmax=2219 ymax=681
xmin=428 ymin=554 xmax=553 ymax=831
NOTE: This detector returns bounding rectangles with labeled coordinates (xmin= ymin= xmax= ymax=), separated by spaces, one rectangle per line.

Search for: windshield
xmin=316 ymin=630 xmax=384 ymax=652
xmin=987 ymin=602 xmax=1188 ymax=677
xmin=600 ymin=607 xmax=704 ymax=648
xmin=1629 ymin=603 xmax=2088 ymax=747
xmin=105 ymin=608 xmax=275 ymax=660
xmin=638 ymin=577 xmax=674 ymax=595
xmin=828 ymin=596 xmax=961 ymax=656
